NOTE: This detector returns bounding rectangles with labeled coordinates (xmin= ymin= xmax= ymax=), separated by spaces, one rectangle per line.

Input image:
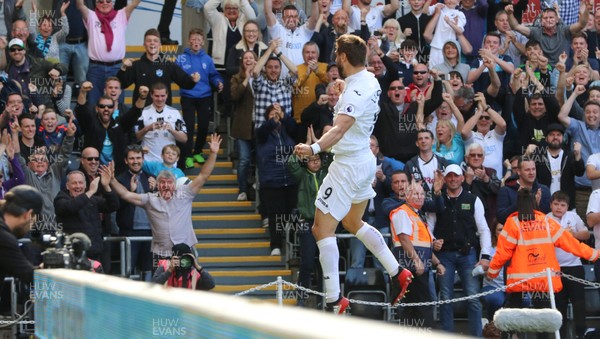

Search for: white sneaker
xmin=262 ymin=218 xmax=269 ymax=228
xmin=237 ymin=192 xmax=247 ymax=201
xmin=271 ymin=248 xmax=281 ymax=256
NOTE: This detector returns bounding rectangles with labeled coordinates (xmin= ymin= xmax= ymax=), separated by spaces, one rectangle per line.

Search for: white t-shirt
xmin=349 ymin=5 xmax=385 ymax=33
xmin=331 ymin=69 xmax=381 ymax=159
xmin=267 ymin=22 xmax=314 ymax=76
xmin=426 ymin=6 xmax=465 ymax=50
xmin=464 ymin=129 xmax=506 ymax=176
xmin=587 ymin=152 xmax=600 ymax=190
xmin=416 ymin=156 xmax=438 ymax=231
xmin=587 ymin=189 xmax=600 ymax=249
xmin=547 ymin=211 xmax=586 ymax=267
xmin=547 ymin=150 xmax=563 ymax=194
xmin=135 ymin=105 xmax=187 ymax=163
xmin=85 ymin=9 xmax=128 ymax=61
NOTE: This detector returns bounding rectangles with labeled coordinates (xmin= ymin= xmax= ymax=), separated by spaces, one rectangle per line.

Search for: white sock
xmin=355 ymin=223 xmax=399 ymax=276
xmin=317 ymin=237 xmax=340 ymax=303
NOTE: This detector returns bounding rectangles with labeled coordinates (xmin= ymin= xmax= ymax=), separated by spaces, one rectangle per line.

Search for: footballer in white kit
xmin=316 ymin=69 xmax=381 ymax=221
xmin=294 ymin=34 xmax=412 ymax=314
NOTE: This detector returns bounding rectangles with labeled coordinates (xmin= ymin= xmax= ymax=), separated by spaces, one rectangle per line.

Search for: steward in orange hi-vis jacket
xmin=487 ymin=210 xmax=600 ymax=293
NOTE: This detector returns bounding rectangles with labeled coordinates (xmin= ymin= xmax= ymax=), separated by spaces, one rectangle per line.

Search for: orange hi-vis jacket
xmin=390 ymin=204 xmax=433 ymax=272
xmin=488 ymin=210 xmax=599 ymax=293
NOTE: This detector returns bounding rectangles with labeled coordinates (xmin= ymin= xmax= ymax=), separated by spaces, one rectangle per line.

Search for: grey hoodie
xmin=432 ymin=40 xmax=471 ymax=83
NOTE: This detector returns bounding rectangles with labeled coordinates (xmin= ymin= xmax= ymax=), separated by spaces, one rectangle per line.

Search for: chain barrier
xmin=560 ymin=272 xmax=600 ymax=288
xmin=0 ymin=320 xmax=35 ymax=325
xmin=236 ymin=270 xmax=551 ymax=308
xmin=234 ymin=280 xmax=280 ymax=296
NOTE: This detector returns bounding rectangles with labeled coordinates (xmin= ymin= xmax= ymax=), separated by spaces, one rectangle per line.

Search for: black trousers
xmin=259 ymin=186 xmax=298 ymax=250
xmin=398 ymin=270 xmax=435 ymax=329
xmin=157 ymin=0 xmax=178 ymax=39
xmin=555 ymin=265 xmax=586 ymax=339
xmin=179 ymin=96 xmax=213 ymax=166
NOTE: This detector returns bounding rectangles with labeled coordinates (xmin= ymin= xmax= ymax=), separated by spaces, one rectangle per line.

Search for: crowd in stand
xmin=0 ymin=0 xmax=599 ymax=335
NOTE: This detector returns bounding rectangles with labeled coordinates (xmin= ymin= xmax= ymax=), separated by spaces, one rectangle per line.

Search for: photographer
xmin=152 ymin=243 xmax=215 ymax=290
xmin=0 ymin=185 xmax=43 ymax=294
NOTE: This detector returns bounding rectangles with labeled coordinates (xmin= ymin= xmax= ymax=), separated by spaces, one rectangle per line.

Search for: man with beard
xmin=116 ymin=144 xmax=156 ymax=280
xmin=527 ymin=123 xmax=584 ymax=211
xmin=109 ymin=134 xmax=222 ymax=257
xmin=118 ymin=29 xmax=199 ymax=106
xmin=311 ymin=9 xmax=369 ymax=64
xmin=295 ymin=35 xmax=413 ymax=314
xmin=54 ymin=170 xmax=119 ymax=262
xmin=75 ymin=84 xmax=145 ymax=174
xmin=0 ymin=185 xmax=43 ymax=294
xmin=265 ymin=0 xmax=318 ymax=75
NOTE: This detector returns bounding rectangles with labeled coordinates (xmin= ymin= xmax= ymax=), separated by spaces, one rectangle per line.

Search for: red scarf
xmin=95 ymin=8 xmax=118 ymax=52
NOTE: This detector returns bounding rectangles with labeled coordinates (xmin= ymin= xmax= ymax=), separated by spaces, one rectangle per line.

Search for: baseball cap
xmin=172 ymin=243 xmax=193 ymax=256
xmin=5 ymin=185 xmax=43 ymax=214
xmin=8 ymin=38 xmax=25 ymax=49
xmin=546 ymin=123 xmax=565 ymax=135
xmin=443 ymin=164 xmax=463 ymax=176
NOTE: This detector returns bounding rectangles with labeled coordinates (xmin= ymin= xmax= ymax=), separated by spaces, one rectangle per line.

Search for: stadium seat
xmin=344 ymin=268 xmax=389 ymax=320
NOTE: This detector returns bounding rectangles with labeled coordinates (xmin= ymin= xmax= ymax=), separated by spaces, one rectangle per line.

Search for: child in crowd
xmin=286 ymin=126 xmax=332 ymax=306
xmin=143 ymin=144 xmax=186 ymax=179
xmin=547 ymin=191 xmax=589 ymax=339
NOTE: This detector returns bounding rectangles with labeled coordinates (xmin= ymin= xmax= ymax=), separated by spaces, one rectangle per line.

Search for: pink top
xmin=84 ymin=9 xmax=128 ymax=62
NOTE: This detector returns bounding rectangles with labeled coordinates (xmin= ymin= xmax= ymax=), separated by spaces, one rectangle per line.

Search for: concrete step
xmin=198 ymin=255 xmax=283 ymax=268
xmin=195 ymin=227 xmax=267 ymax=240
xmin=195 ymin=241 xmax=270 ymax=256
xmin=191 ymin=200 xmax=254 ymax=213
xmin=193 ymin=187 xmax=240 ymax=202
xmin=208 ymin=269 xmax=291 ymax=285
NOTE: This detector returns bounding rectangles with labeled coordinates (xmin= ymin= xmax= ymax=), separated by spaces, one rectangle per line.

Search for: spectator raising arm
xmin=188 ymin=134 xmax=222 ymax=195
xmin=558 ymin=85 xmax=586 ymax=128
xmin=506 ymin=5 xmax=530 ymax=37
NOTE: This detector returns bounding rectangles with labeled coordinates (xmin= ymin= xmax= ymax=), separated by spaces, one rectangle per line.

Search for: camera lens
xmin=180 ymin=256 xmax=193 ymax=269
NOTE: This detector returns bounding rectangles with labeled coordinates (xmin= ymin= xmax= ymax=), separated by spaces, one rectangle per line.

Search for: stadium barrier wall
xmin=34 ymin=269 xmax=458 ymax=338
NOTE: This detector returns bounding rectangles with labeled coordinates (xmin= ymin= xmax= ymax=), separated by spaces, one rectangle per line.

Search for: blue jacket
xmin=176 ymin=48 xmax=223 ymax=99
xmin=256 ymin=117 xmax=297 ymax=189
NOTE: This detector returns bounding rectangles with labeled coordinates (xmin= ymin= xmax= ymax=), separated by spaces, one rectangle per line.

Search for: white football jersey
xmin=332 ymin=69 xmax=381 ymax=158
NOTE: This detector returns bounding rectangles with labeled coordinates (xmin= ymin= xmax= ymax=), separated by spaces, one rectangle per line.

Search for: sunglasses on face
xmin=84 ymin=157 xmax=100 ymax=162
xmin=389 ymin=86 xmax=405 ymax=91
xmin=96 ymin=0 xmax=113 ymax=3
xmin=479 ymin=115 xmax=491 ymax=120
xmin=414 ymin=71 xmax=428 ymax=74
xmin=97 ymin=103 xmax=114 ymax=109
xmin=9 ymin=48 xmax=24 ymax=52
xmin=469 ymin=153 xmax=484 ymax=158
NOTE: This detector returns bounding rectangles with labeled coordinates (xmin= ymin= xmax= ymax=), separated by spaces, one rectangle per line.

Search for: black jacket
xmin=54 ymin=189 xmax=119 ymax=259
xmin=117 ymin=53 xmax=196 ymax=106
xmin=397 ymin=12 xmax=431 ymax=64
xmin=373 ymin=80 xmax=442 ymax=162
xmin=405 ymin=154 xmax=449 ymax=197
xmin=74 ymin=104 xmax=140 ymax=175
xmin=0 ymin=216 xmax=34 ymax=293
xmin=512 ymin=80 xmax=560 ymax=149
xmin=534 ymin=149 xmax=585 ymax=210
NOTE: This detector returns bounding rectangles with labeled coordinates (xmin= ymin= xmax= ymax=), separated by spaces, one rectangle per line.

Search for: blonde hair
xmin=382 ymin=18 xmax=403 ymax=46
xmin=435 ymin=119 xmax=456 ymax=152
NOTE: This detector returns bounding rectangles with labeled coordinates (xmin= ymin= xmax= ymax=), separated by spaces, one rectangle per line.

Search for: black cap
xmin=547 ymin=123 xmax=565 ymax=135
xmin=172 ymin=243 xmax=193 ymax=256
xmin=5 ymin=185 xmax=43 ymax=214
